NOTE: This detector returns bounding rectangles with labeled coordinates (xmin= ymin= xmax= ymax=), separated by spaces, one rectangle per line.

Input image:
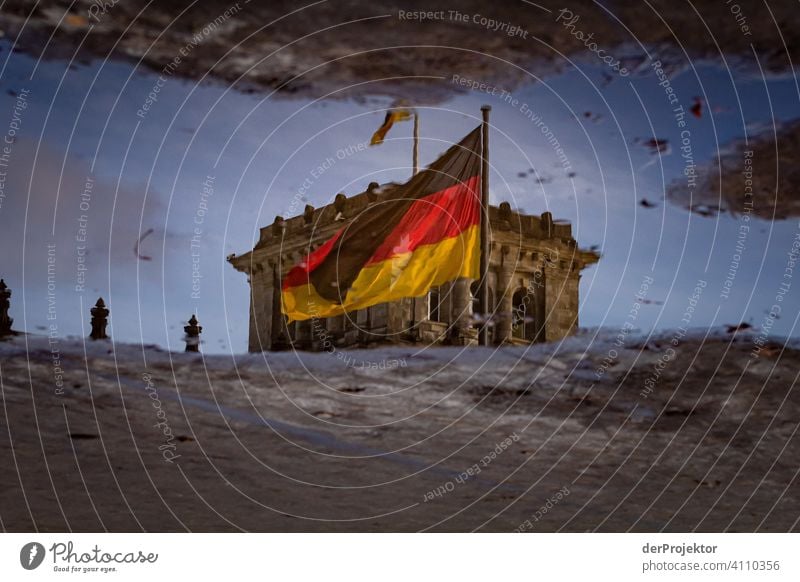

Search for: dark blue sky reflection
xmin=1 ymin=41 xmax=798 ymax=353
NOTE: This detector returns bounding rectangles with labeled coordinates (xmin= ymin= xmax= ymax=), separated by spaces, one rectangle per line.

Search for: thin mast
xmin=412 ymin=111 xmax=419 ymax=176
xmin=478 ymin=105 xmax=491 ymax=346
xmin=411 ymin=110 xmax=420 ymax=324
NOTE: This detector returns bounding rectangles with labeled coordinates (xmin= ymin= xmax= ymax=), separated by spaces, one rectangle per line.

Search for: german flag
xmin=370 ymin=108 xmax=413 ymax=145
xmin=282 ymin=127 xmax=483 ymax=322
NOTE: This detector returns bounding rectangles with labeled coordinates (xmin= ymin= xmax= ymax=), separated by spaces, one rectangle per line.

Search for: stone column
xmin=270 ymin=259 xmax=291 ymax=351
xmin=532 ymin=268 xmax=546 ymax=342
xmin=246 ymin=266 xmax=258 ymax=352
xmin=184 ymin=315 xmax=202 ymax=352
xmin=494 ymin=246 xmax=514 ymax=344
xmin=451 ymin=278 xmax=472 ymax=343
xmin=386 ymin=299 xmax=407 ymax=341
xmin=247 ymin=263 xmax=273 ymax=352
xmin=294 ymin=320 xmax=312 ymax=349
xmin=544 ymin=260 xmax=571 ymax=341
xmin=89 ymin=298 xmax=109 ymax=340
xmin=293 ymin=248 xmax=313 ymax=348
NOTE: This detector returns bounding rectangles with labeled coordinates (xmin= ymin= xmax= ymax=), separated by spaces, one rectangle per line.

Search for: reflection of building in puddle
xmin=229 ymin=185 xmax=599 ymax=352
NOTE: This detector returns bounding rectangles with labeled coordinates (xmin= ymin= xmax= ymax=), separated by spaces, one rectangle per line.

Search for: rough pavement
xmin=1 ymin=329 xmax=798 ymax=532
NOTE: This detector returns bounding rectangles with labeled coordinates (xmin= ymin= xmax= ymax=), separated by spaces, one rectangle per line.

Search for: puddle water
xmin=0 ymin=31 xmax=798 ymax=354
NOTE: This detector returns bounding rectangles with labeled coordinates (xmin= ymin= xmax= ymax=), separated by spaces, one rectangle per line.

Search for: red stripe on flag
xmin=282 ymin=229 xmax=343 ymax=290
xmin=365 ymin=174 xmax=480 ymax=265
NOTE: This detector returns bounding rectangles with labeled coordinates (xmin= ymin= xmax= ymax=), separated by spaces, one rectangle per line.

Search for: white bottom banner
xmin=1 ymin=533 xmax=796 ymax=580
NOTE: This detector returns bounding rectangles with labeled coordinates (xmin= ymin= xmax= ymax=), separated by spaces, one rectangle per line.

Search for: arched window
xmin=428 ymin=289 xmax=442 ymax=322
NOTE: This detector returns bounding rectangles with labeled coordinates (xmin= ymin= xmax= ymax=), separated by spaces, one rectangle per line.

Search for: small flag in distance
xmin=370 ymin=107 xmax=414 ymax=145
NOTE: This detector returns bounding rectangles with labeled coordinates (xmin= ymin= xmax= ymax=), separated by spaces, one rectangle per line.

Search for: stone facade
xmin=228 ymin=184 xmax=599 ymax=352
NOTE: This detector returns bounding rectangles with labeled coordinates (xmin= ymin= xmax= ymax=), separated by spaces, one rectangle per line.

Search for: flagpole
xmin=478 ymin=105 xmax=491 ymax=346
xmin=411 ymin=111 xmax=419 ymax=325
xmin=412 ymin=111 xmax=419 ymax=176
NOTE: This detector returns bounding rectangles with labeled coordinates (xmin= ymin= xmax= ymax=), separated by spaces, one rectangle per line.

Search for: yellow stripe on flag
xmin=282 ymin=225 xmax=479 ymax=321
xmin=370 ymin=109 xmax=413 ymax=145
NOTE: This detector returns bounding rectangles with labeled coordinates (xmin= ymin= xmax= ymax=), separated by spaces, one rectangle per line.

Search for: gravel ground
xmin=1 ymin=329 xmax=798 ymax=532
